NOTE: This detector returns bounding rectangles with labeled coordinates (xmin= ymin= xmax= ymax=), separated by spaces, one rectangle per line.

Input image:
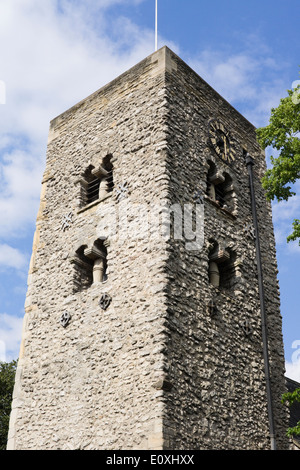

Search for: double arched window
xmin=78 ymin=154 xmax=114 ymax=208
xmin=206 ymin=160 xmax=236 ymax=214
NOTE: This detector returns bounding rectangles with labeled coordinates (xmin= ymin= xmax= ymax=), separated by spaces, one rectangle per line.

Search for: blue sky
xmin=0 ymin=0 xmax=299 ymax=381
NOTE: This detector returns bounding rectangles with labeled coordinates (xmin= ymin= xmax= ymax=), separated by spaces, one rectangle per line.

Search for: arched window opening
xmin=217 ymin=251 xmax=237 ymax=289
xmin=206 ymin=161 xmax=219 ymax=201
xmin=215 ymin=173 xmax=234 ymax=211
xmin=78 ymin=155 xmax=114 ymax=208
xmin=92 ymin=154 xmax=114 ymax=200
xmin=208 ymin=243 xmax=236 ymax=289
xmin=71 ymin=239 xmax=108 ymax=292
xmin=86 ymin=239 xmax=108 ymax=285
xmin=72 ymin=245 xmax=94 ymax=293
xmin=206 ymin=161 xmax=235 ymax=213
xmin=85 ymin=166 xmax=100 ymax=205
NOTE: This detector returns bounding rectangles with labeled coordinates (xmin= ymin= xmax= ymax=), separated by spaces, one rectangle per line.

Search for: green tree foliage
xmin=0 ymin=360 xmax=17 ymax=450
xmin=282 ymin=388 xmax=300 ymax=438
xmin=256 ymin=83 xmax=300 ymax=244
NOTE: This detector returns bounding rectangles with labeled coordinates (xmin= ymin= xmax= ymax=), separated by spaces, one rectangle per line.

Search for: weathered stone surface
xmin=7 ymin=47 xmax=289 ymax=450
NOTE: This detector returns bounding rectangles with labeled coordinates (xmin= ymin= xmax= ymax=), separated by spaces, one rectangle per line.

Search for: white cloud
xmin=0 ymin=148 xmax=44 ymax=238
xmin=285 ymin=340 xmax=300 ymax=382
xmin=272 ymin=192 xmax=300 ymax=224
xmin=192 ymin=51 xmax=259 ymax=100
xmin=0 ymin=0 xmax=155 ymax=241
xmin=0 ymin=244 xmax=28 ymax=270
xmin=0 ymin=0 xmax=155 ymax=133
xmin=0 ymin=0 xmax=142 ymax=142
xmin=271 ymin=181 xmax=300 ymax=254
xmin=285 ymin=360 xmax=300 ymax=383
xmin=0 ymin=313 xmax=23 ymax=361
xmin=0 ymin=0 xmax=152 ymax=142
xmin=188 ymin=46 xmax=286 ymax=128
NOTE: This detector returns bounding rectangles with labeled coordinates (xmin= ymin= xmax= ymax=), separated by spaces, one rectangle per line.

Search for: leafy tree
xmin=0 ymin=360 xmax=17 ymax=450
xmin=282 ymin=387 xmax=300 ymax=438
xmin=257 ymin=82 xmax=300 ymax=440
xmin=256 ymin=83 xmax=300 ymax=244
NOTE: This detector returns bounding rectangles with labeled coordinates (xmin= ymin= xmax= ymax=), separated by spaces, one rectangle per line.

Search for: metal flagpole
xmin=155 ymin=0 xmax=158 ymax=51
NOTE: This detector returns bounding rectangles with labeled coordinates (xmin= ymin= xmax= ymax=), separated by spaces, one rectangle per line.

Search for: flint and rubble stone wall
xmin=161 ymin=49 xmax=288 ymax=449
xmin=8 ymin=48 xmax=171 ymax=451
xmin=7 ymin=47 xmax=289 ymax=450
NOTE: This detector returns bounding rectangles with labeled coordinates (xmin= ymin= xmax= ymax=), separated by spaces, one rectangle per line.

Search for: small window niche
xmin=208 ymin=242 xmax=237 ymax=290
xmin=71 ymin=245 xmax=94 ymax=293
xmin=71 ymin=239 xmax=108 ymax=293
xmin=206 ymin=161 xmax=236 ymax=214
xmin=78 ymin=155 xmax=114 ymax=208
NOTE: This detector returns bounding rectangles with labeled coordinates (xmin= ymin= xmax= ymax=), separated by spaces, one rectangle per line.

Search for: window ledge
xmin=77 ymin=193 xmax=113 ymax=214
xmin=204 ymin=195 xmax=237 ymax=219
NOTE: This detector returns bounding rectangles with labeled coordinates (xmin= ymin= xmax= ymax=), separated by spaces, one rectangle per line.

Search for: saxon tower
xmin=7 ymin=47 xmax=289 ymax=450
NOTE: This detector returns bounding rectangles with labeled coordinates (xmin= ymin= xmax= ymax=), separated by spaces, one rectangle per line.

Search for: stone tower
xmin=8 ymin=47 xmax=289 ymax=450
